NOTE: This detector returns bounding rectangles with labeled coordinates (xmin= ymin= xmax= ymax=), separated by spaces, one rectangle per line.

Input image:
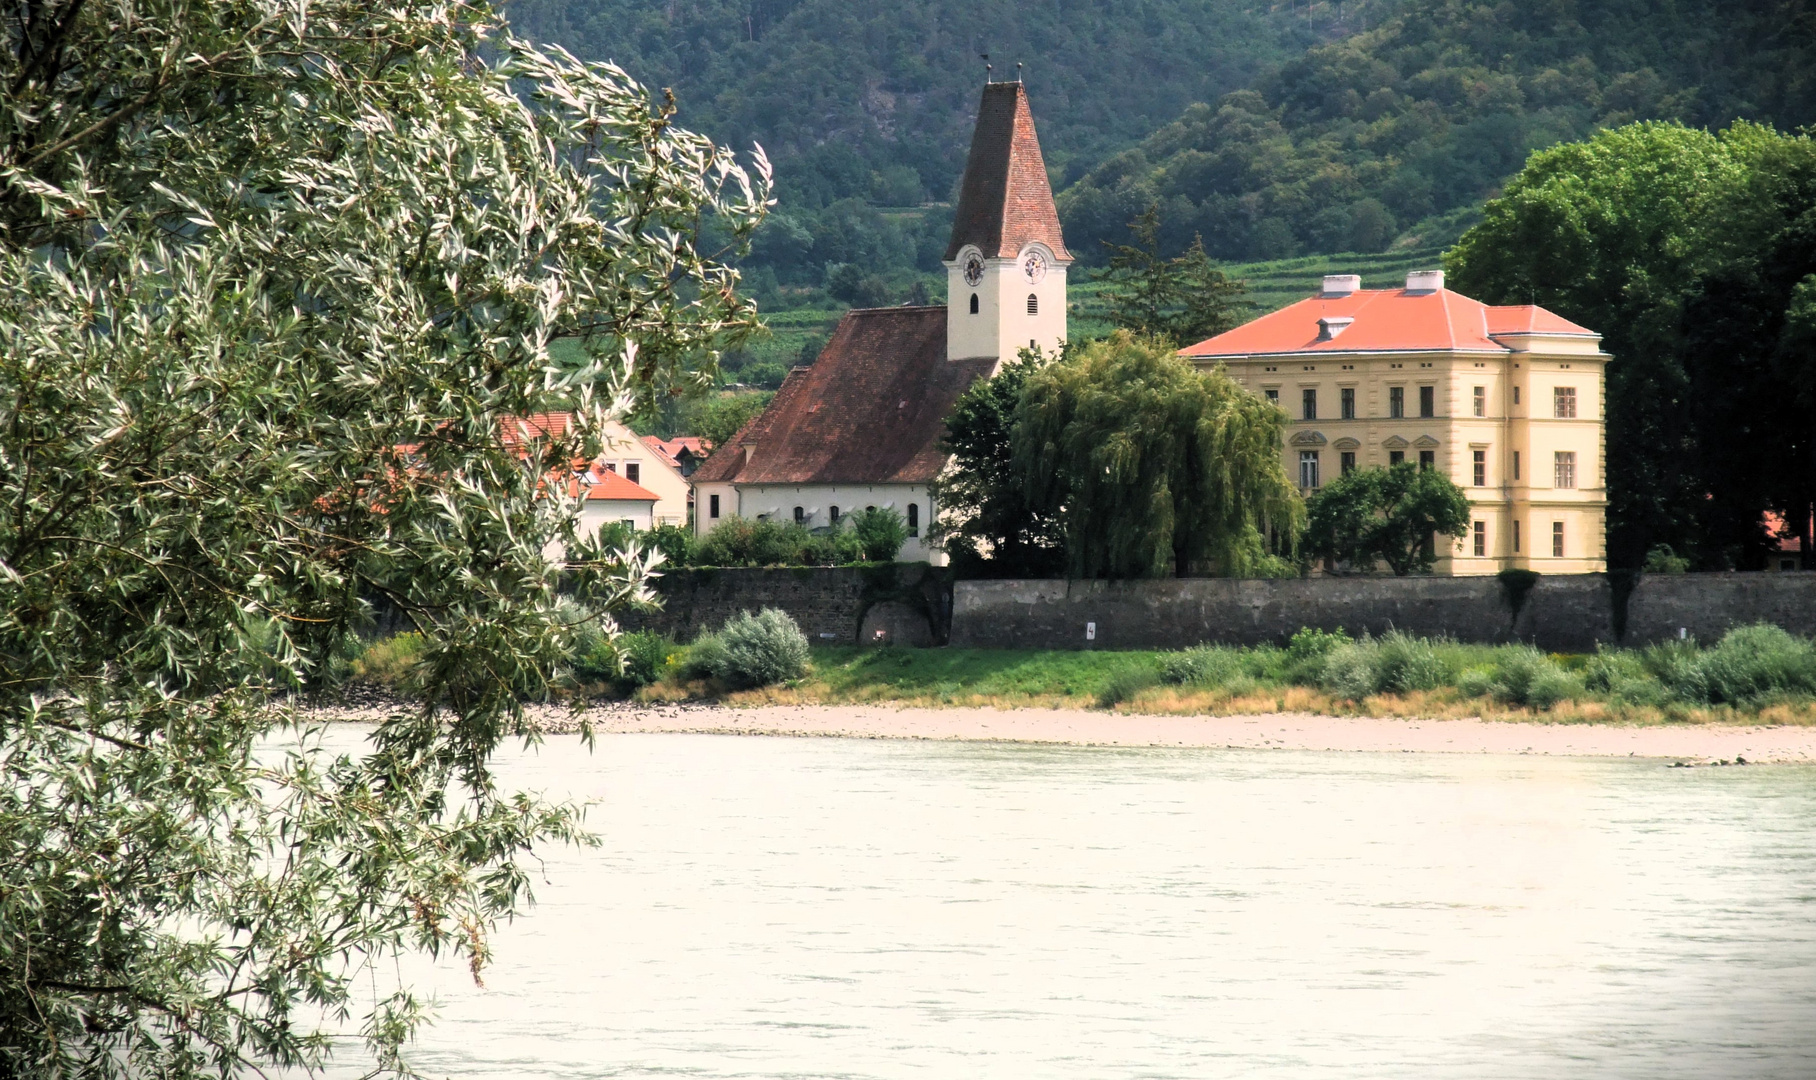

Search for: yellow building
xmin=1181 ymin=270 xmax=1608 ymax=574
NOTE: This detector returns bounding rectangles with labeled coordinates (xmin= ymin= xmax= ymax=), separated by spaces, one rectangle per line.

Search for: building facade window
xmin=1389 ymin=450 xmax=1405 ymax=466
xmin=1419 ymin=449 xmax=1435 ymax=470
xmin=1473 ymin=386 xmax=1486 ymax=417
xmin=625 ymin=462 xmax=640 ymax=485
xmin=1513 ymin=386 xmax=1521 ymax=406
xmin=1553 ymin=521 xmax=1566 ymax=557
xmin=1299 ymin=450 xmax=1321 ymax=489
xmin=1389 ymin=386 xmax=1405 ymax=418
xmin=793 ymin=505 xmax=805 ymax=524
xmin=1474 ymin=521 xmax=1487 ymax=557
xmin=969 ymin=293 xmax=979 ymax=314
xmin=829 ymin=505 xmax=840 ymax=524
xmin=1554 ymin=451 xmax=1577 ymax=489
xmin=906 ymin=502 xmax=919 ymax=536
xmin=1514 ymin=519 xmax=1521 ymax=553
xmin=1513 ymin=451 xmax=1521 ymax=481
xmin=1554 ymin=386 xmax=1577 ymax=418
xmin=1027 ymin=293 xmax=1039 ymax=315
xmin=1341 ymin=387 xmax=1356 ymax=419
xmin=709 ymin=493 xmax=720 ymax=519
xmin=1264 ymin=388 xmax=1279 ymax=404
xmin=1419 ymin=385 xmax=1435 ymax=417
xmin=1473 ymin=449 xmax=1487 ymax=486
xmin=1340 ymin=451 xmax=1356 ymax=475
xmin=1302 ymin=388 xmax=1317 ymax=420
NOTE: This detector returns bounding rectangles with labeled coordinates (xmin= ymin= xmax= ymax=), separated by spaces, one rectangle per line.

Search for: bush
xmin=1320 ymin=639 xmax=1381 ymax=700
xmin=1643 ymin=544 xmax=1691 ymax=574
xmin=1695 ymin=623 xmax=1816 ymax=705
xmin=615 ymin=631 xmax=681 ymax=691
xmin=687 ymin=608 xmax=810 ymax=689
xmin=695 ymin=516 xmax=812 ymax=567
xmin=1457 ymin=667 xmax=1497 ymax=699
xmin=1320 ymin=630 xmax=1447 ymax=698
xmin=1158 ymin=645 xmax=1244 ymax=687
xmin=1490 ymin=646 xmax=1556 ymax=706
xmin=1525 ymin=668 xmax=1582 ymax=711
xmin=852 ymin=506 xmax=909 ymax=562
xmin=349 ymin=633 xmax=426 ymax=689
xmin=1284 ymin=626 xmax=1350 ymax=684
xmin=643 ymin=523 xmax=695 ymax=568
xmin=1097 ymin=664 xmax=1159 ymax=707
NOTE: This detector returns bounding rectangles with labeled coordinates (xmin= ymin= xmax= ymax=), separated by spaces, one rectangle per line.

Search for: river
xmin=332 ymin=732 xmax=1816 ymax=1079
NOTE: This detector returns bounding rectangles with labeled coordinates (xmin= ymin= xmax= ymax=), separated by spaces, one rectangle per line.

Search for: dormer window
xmin=1317 ymin=316 xmax=1354 ymax=341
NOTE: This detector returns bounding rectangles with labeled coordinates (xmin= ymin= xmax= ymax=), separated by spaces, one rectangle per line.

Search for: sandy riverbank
xmin=308 ymin=700 xmax=1816 ymax=763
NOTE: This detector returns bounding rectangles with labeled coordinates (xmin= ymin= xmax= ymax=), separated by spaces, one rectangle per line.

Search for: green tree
xmin=1304 ymin=464 xmax=1472 ymax=576
xmin=1094 ymin=205 xmax=1251 ymax=345
xmin=690 ymin=391 xmax=775 ymax=454
xmin=1013 ymin=332 xmax=1302 ymax=579
xmin=1445 ymin=121 xmax=1800 ymax=569
xmin=932 ymin=350 xmax=1066 ymax=576
xmin=0 ymin=2 xmax=767 ymax=1075
xmin=852 ymin=506 xmax=909 ymax=563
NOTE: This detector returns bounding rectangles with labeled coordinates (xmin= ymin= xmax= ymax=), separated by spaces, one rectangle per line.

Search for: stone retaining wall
xmin=619 ymin=564 xmax=952 ymax=646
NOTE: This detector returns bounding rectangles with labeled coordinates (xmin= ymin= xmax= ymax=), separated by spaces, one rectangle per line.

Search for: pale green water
xmin=345 ymin=734 xmax=1816 ymax=1079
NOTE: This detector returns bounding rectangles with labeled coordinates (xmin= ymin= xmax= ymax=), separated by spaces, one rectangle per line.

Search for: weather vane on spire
xmin=980 ymin=52 xmax=991 ymax=82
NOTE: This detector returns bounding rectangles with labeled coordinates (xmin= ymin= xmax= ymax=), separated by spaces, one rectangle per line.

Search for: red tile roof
xmin=1180 ymin=287 xmax=1596 ymax=358
xmin=642 ymin=435 xmax=707 ymax=469
xmin=692 ymin=306 xmax=994 ymax=486
xmin=571 ymin=468 xmax=657 ymax=502
xmin=943 ymin=82 xmax=1070 ymax=263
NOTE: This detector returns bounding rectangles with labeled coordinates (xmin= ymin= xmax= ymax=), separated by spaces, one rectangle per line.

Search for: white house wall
xmin=694 ymin=482 xmax=945 ymax=565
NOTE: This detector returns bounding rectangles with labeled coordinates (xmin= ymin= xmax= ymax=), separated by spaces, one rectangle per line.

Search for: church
xmin=690 ymin=79 xmax=1071 ymax=563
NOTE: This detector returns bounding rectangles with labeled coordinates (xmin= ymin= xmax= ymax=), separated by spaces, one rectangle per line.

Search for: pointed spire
xmin=943 ymin=82 xmax=1070 ymax=263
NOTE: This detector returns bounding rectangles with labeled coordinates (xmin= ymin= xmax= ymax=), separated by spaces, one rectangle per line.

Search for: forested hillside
xmin=1059 ymin=0 xmax=1816 ymax=262
xmin=506 ymin=0 xmax=1332 ymax=293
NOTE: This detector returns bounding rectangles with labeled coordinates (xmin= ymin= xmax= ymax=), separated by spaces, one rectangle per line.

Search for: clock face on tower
xmin=962 ymin=253 xmax=985 ymax=287
xmin=1021 ymin=249 xmax=1049 ymax=284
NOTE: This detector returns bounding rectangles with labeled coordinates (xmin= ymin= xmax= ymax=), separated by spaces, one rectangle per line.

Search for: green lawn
xmin=808 ymin=645 xmax=1165 ymax=704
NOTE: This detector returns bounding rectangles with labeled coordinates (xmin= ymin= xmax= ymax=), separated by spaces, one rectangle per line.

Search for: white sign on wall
xmin=1085 ymin=622 xmax=1096 ymax=641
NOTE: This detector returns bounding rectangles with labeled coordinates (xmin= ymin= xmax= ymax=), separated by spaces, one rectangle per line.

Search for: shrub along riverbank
xmin=348 ymin=616 xmax=1816 ymax=726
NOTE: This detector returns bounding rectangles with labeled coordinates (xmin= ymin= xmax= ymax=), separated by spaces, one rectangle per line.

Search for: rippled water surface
xmin=339 ymin=733 xmax=1816 ymax=1079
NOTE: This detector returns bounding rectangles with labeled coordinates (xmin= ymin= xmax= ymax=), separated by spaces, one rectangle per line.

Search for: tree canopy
xmin=0 ymin=1 xmax=767 ymax=1074
xmin=1012 ymin=333 xmax=1302 ymax=579
xmin=1303 ymin=463 xmax=1473 ymax=576
xmin=1093 ymin=205 xmax=1251 ymax=347
xmin=1446 ymin=120 xmax=1816 ymax=570
xmin=933 ymin=351 xmax=1066 ymax=577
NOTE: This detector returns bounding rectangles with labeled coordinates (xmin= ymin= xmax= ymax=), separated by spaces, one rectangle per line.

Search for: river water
xmin=341 ymin=733 xmax=1816 ymax=1079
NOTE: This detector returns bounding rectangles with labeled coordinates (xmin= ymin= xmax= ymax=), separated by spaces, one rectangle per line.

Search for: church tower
xmin=943 ymin=81 xmax=1071 ymax=368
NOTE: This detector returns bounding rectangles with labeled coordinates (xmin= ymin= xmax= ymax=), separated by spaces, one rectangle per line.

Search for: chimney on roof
xmin=1317 ymin=316 xmax=1355 ymax=341
xmin=1320 ymin=274 xmax=1361 ymax=297
xmin=1405 ymin=269 xmax=1445 ymax=294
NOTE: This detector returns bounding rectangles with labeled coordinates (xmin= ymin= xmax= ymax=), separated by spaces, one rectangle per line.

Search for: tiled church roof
xmin=943 ymin=82 xmax=1070 ymax=263
xmin=692 ymin=306 xmax=994 ymax=486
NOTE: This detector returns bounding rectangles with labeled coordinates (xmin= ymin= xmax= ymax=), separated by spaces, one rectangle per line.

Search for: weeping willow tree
xmin=1012 ymin=332 xmax=1303 ymax=578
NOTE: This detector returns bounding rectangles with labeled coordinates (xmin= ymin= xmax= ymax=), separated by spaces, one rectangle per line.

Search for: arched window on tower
xmin=1026 ymin=293 xmax=1039 ymax=315
xmin=969 ymin=293 xmax=979 ymax=314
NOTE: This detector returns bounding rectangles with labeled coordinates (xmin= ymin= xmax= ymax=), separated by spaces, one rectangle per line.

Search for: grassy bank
xmin=341 ymin=620 xmax=1816 ymax=727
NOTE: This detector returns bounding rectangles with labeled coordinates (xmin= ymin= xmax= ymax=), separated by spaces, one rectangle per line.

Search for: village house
xmin=1181 ymin=271 xmax=1609 ymax=574
xmin=691 ymin=79 xmax=1071 ymax=564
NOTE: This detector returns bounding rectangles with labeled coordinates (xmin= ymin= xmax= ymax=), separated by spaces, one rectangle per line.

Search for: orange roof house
xmin=1184 ymin=271 xmax=1609 ymax=575
xmin=693 ymin=79 xmax=1072 ymax=564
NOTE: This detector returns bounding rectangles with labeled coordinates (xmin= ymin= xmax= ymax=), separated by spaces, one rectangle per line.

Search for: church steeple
xmin=943 ymin=81 xmax=1071 ymax=366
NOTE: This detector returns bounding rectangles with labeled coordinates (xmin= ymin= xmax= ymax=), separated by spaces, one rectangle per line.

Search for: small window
xmin=1473 ymin=521 xmax=1487 ymax=557
xmin=1419 ymin=450 xmax=1435 ymax=471
xmin=1027 ymin=293 xmax=1039 ymax=315
xmin=1514 ymin=519 xmax=1521 ymax=553
xmin=1389 ymin=450 xmax=1406 ymax=466
xmin=1419 ymin=385 xmax=1435 ymax=418
xmin=969 ymin=293 xmax=979 ymax=314
xmin=1554 ymin=451 xmax=1576 ymax=489
xmin=793 ymin=505 xmax=805 ymax=524
xmin=603 ymin=462 xmax=617 ymax=473
xmin=830 ymin=505 xmax=840 ymax=524
xmin=625 ymin=462 xmax=640 ymax=484
xmin=1513 ymin=451 xmax=1521 ymax=481
xmin=1264 ymin=388 xmax=1280 ymax=404
xmin=1513 ymin=386 xmax=1521 ymax=406
xmin=1473 ymin=449 xmax=1487 ymax=487
xmin=709 ymin=493 xmax=720 ymax=519
xmin=1302 ymin=388 xmax=1318 ymax=421
xmin=907 ymin=502 xmax=919 ymax=536
xmin=1299 ymin=450 xmax=1321 ymax=489
xmin=1340 ymin=451 xmax=1356 ymax=476
xmin=866 ymin=504 xmax=875 ymax=512
xmin=1340 ymin=387 xmax=1355 ymax=420
xmin=1553 ymin=521 xmax=1566 ymax=558
xmin=1554 ymin=386 xmax=1577 ymax=418
xmin=620 ymin=518 xmax=636 ymax=530
xmin=1389 ymin=386 xmax=1405 ymax=418
xmin=1473 ymin=386 xmax=1486 ymax=417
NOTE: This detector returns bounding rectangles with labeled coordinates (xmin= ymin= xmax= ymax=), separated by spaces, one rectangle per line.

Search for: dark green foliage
xmin=1060 ymin=0 xmax=1816 ymax=264
xmin=1496 ymin=568 xmax=1542 ymax=619
xmin=1662 ymin=624 xmax=1816 ymax=705
xmin=1304 ymin=463 xmax=1472 ymax=575
xmin=933 ymin=351 xmax=1066 ymax=577
xmin=1013 ymin=332 xmax=1303 ymax=579
xmin=692 ymin=516 xmax=869 ymax=567
xmin=1096 ymin=663 xmax=1161 ymax=708
xmin=1094 ymin=205 xmax=1251 ymax=346
xmin=615 ymin=631 xmax=683 ymax=691
xmin=1321 ymin=630 xmax=1452 ymax=699
xmin=643 ymin=524 xmax=697 ymax=568
xmin=1643 ymin=545 xmax=1691 ymax=574
xmin=851 ymin=506 xmax=909 ymax=563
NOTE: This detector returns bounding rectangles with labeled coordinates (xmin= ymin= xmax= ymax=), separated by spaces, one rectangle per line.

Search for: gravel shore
xmin=299 ymin=695 xmax=1816 ymax=763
